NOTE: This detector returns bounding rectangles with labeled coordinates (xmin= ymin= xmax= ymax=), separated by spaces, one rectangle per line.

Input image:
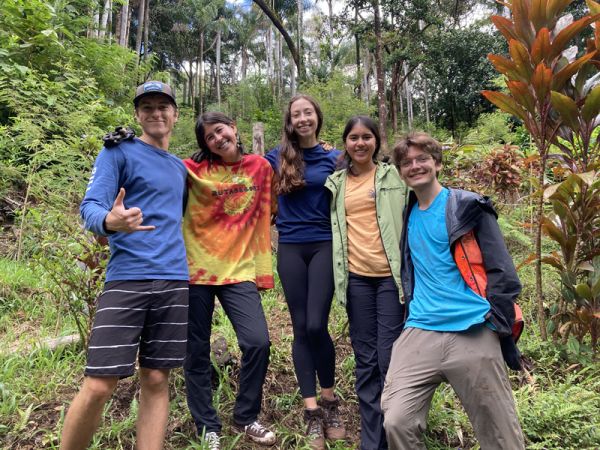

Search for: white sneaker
xmin=204 ymin=431 xmax=220 ymax=450
xmin=233 ymin=420 xmax=277 ymax=446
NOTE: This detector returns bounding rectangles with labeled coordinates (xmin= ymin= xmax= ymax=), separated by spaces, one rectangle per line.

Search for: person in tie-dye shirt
xmin=182 ymin=112 xmax=276 ymax=449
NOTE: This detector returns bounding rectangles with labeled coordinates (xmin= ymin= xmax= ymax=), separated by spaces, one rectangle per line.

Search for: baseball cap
xmin=133 ymin=81 xmax=177 ymax=107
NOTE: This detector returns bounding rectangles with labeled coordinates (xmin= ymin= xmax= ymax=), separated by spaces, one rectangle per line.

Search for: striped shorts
xmin=85 ymin=280 xmax=189 ymax=378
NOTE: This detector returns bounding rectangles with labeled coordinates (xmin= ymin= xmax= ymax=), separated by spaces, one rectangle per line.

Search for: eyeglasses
xmin=399 ymin=155 xmax=433 ymax=169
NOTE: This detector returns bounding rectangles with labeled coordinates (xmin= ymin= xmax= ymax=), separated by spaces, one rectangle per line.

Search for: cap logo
xmin=143 ymin=81 xmax=164 ymax=93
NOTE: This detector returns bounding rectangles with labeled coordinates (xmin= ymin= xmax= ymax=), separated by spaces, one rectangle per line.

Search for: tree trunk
xmin=107 ymin=0 xmax=113 ymax=43
xmin=241 ymin=45 xmax=248 ymax=80
xmin=291 ymin=58 xmax=296 ymax=96
xmin=188 ymin=65 xmax=194 ymax=106
xmin=135 ymin=0 xmax=145 ymax=58
xmin=372 ymin=0 xmax=388 ymax=152
xmin=536 ymin=156 xmax=548 ymax=340
xmin=216 ymin=26 xmax=222 ymax=107
xmin=117 ymin=0 xmax=129 ymax=47
xmin=327 ymin=0 xmax=334 ymax=70
xmin=143 ymin=0 xmax=150 ymax=60
xmin=199 ymin=31 xmax=204 ymax=114
xmin=362 ymin=50 xmax=370 ymax=104
xmin=355 ymin=5 xmax=361 ymax=97
xmin=266 ymin=27 xmax=273 ymax=80
xmin=404 ymin=62 xmax=413 ymax=131
xmin=253 ymin=0 xmax=303 ymax=81
xmin=423 ymin=72 xmax=430 ymax=124
xmin=390 ymin=62 xmax=400 ymax=135
xmin=399 ymin=82 xmax=404 ymax=130
xmin=277 ymin=32 xmax=283 ymax=98
xmin=125 ymin=3 xmax=132 ymax=47
xmin=296 ymin=0 xmax=303 ymax=85
xmin=90 ymin=7 xmax=100 ymax=39
xmin=253 ymin=122 xmax=265 ymax=155
xmin=99 ymin=0 xmax=110 ymax=40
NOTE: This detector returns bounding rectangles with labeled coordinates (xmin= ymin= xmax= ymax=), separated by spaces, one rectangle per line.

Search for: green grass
xmin=1 ymin=255 xmax=599 ymax=449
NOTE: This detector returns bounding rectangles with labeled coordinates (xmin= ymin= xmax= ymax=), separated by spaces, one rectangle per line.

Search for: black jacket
xmin=400 ymin=188 xmax=523 ymax=369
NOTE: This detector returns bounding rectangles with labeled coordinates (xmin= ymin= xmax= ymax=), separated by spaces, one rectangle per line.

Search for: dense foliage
xmin=0 ymin=0 xmax=599 ymax=448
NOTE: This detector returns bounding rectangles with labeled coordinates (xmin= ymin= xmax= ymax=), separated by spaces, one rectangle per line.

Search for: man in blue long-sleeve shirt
xmin=60 ymin=81 xmax=189 ymax=450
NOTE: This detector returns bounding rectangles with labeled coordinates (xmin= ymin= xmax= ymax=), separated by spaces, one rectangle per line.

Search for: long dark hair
xmin=276 ymin=94 xmax=324 ymax=195
xmin=191 ymin=111 xmax=244 ymax=163
xmin=339 ymin=115 xmax=381 ymax=171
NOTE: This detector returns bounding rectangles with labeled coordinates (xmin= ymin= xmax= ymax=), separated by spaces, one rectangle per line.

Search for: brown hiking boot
xmin=304 ymin=408 xmax=325 ymax=450
xmin=318 ymin=396 xmax=347 ymax=440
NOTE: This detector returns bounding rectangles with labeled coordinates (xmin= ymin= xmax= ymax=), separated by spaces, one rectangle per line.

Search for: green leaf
xmin=562 ymin=286 xmax=576 ymax=302
xmin=550 ymin=91 xmax=580 ymax=131
xmin=575 ymin=283 xmax=593 ymax=300
xmin=592 ymin=275 xmax=600 ymax=298
xmin=546 ymin=319 xmax=556 ymax=335
xmin=544 ymin=182 xmax=561 ymax=199
xmin=541 ymin=216 xmax=566 ymax=246
xmin=552 ymin=199 xmax=570 ymax=219
xmin=561 ymin=271 xmax=577 ymax=288
xmin=581 ymin=84 xmax=600 ymax=122
xmin=567 ymin=336 xmax=580 ymax=354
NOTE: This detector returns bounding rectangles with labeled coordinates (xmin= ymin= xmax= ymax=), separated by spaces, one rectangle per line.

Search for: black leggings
xmin=277 ymin=241 xmax=336 ymax=398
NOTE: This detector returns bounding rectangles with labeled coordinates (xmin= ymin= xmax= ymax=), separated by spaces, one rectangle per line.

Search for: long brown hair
xmin=276 ymin=94 xmax=323 ymax=195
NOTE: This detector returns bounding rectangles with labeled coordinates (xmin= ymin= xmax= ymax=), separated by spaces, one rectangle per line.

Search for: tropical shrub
xmin=483 ymin=0 xmax=600 ymax=342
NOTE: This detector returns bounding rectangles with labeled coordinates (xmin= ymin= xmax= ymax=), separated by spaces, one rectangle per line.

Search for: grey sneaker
xmin=233 ymin=420 xmax=276 ymax=446
xmin=204 ymin=431 xmax=220 ymax=450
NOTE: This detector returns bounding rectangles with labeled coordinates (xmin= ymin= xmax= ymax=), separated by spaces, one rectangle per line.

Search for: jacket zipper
xmin=374 ymin=168 xmax=401 ymax=303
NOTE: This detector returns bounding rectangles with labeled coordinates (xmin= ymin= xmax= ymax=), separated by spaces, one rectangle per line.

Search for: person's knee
xmin=241 ymin=333 xmax=271 ymax=355
xmin=140 ymin=368 xmax=170 ymax=393
xmin=81 ymin=376 xmax=118 ymax=404
xmin=306 ymin=322 xmax=327 ymax=344
xmin=383 ymin=401 xmax=424 ymax=438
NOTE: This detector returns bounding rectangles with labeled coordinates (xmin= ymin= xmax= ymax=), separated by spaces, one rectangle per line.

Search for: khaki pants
xmin=381 ymin=326 xmax=524 ymax=450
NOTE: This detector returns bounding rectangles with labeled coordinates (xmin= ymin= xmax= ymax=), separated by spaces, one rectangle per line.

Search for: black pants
xmin=277 ymin=241 xmax=336 ymax=398
xmin=184 ymin=282 xmax=270 ymax=433
xmin=347 ymin=273 xmax=404 ymax=450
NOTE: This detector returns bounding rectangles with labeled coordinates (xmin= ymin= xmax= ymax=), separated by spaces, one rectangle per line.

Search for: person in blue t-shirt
xmin=264 ymin=94 xmax=346 ymax=450
xmin=61 ymin=81 xmax=188 ymax=450
xmin=380 ymin=132 xmax=524 ymax=450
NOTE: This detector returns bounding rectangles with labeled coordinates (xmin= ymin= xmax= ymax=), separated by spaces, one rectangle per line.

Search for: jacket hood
xmin=446 ymin=189 xmax=497 ymax=246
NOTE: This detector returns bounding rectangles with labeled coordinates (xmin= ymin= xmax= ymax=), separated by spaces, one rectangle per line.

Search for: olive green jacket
xmin=325 ymin=162 xmax=407 ymax=306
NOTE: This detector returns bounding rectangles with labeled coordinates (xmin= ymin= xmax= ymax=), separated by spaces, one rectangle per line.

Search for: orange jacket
xmin=454 ymin=230 xmax=524 ymax=343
